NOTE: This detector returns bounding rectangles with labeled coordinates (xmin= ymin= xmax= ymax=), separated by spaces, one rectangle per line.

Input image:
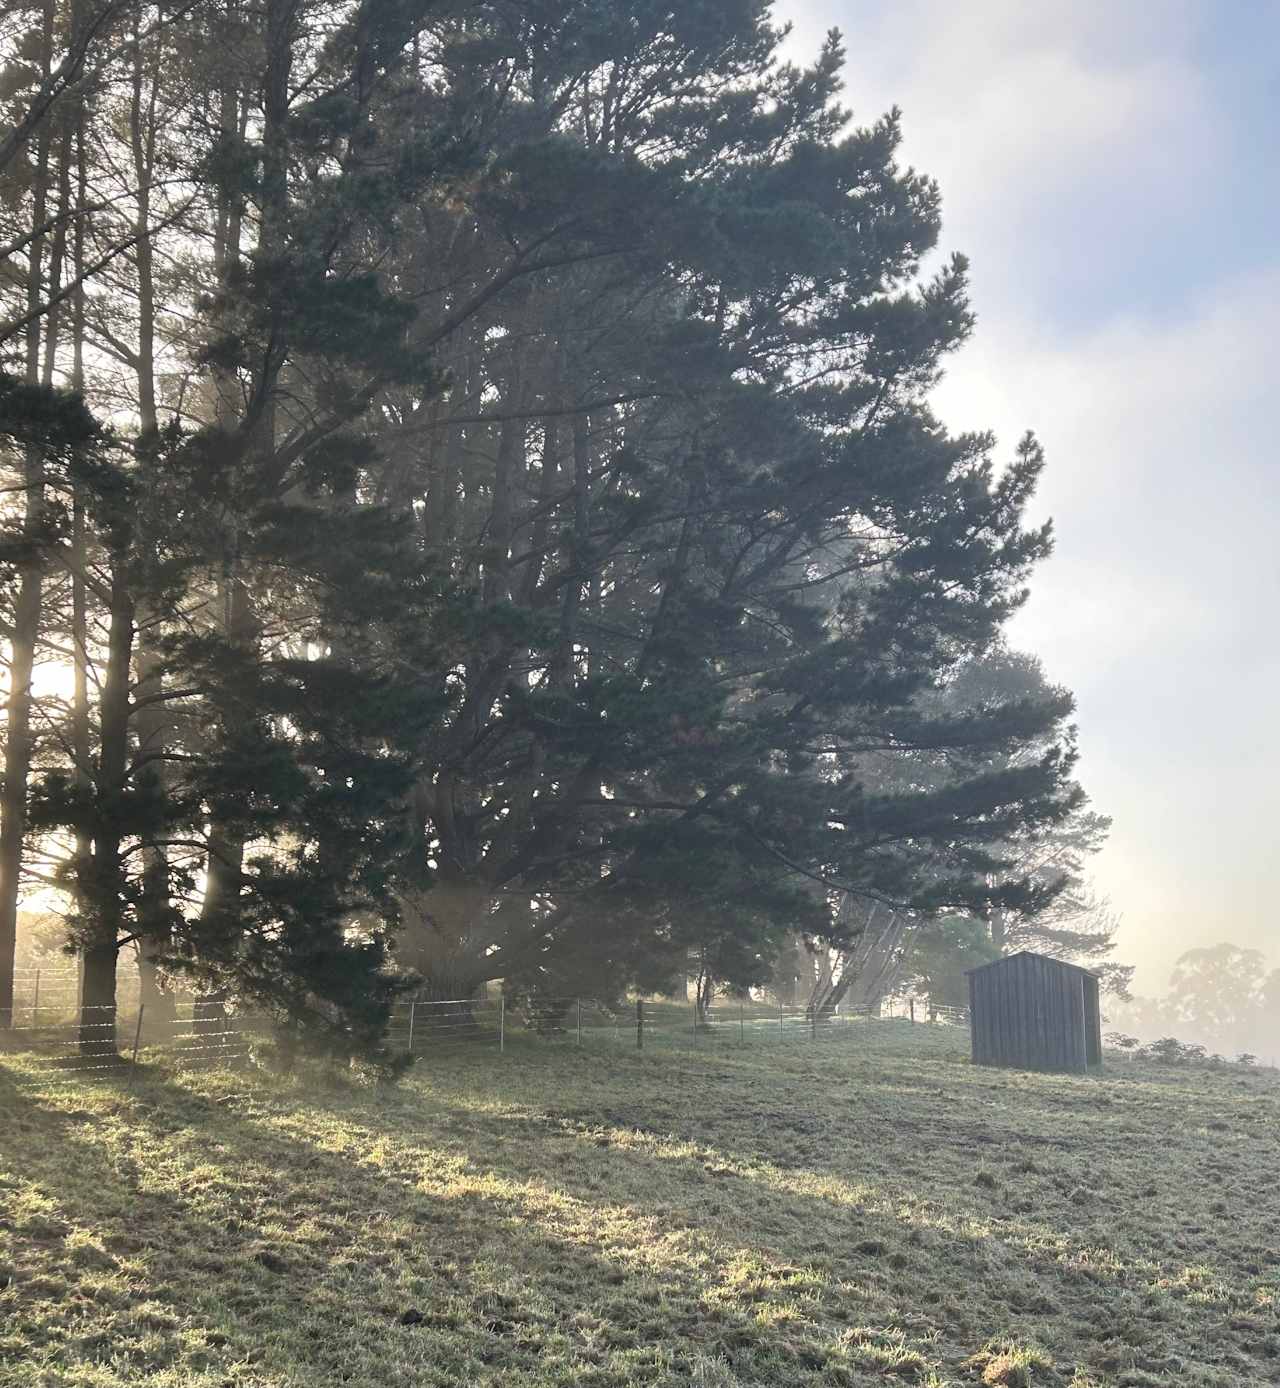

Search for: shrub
xmin=1140 ymin=1037 xmax=1206 ymax=1066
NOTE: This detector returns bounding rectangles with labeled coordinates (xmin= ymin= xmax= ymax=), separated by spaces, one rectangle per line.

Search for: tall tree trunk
xmin=70 ymin=63 xmax=90 ymax=1006
xmin=128 ymin=23 xmax=175 ymax=1028
xmin=193 ymin=0 xmax=294 ymax=1026
xmin=189 ymin=39 xmax=250 ymax=1033
xmin=41 ymin=119 xmax=71 ymax=387
xmin=809 ymin=900 xmax=911 ymax=1018
xmin=0 ymin=0 xmax=55 ymax=1029
xmin=396 ymin=878 xmax=492 ymax=1000
xmin=192 ymin=573 xmax=251 ymax=1037
xmin=78 ymin=555 xmax=135 ymax=1057
xmin=695 ymin=952 xmax=715 ymax=1026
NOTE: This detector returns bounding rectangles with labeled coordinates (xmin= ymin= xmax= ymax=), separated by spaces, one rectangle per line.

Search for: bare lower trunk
xmin=398 ymin=885 xmax=488 ymax=1041
xmin=397 ymin=879 xmax=492 ymax=999
xmin=770 ymin=936 xmax=812 ymax=1008
xmin=809 ymin=901 xmax=911 ymax=1018
xmin=77 ymin=557 xmax=134 ymax=1056
xmin=135 ymin=623 xmax=175 ymax=1028
xmin=193 ymin=820 xmax=243 ymax=1034
xmin=0 ymin=557 xmax=39 ymax=1027
xmin=78 ymin=944 xmax=120 ymax=1059
xmin=695 ymin=962 xmax=715 ymax=1026
xmin=134 ymin=619 xmax=174 ymax=1030
xmin=138 ymin=946 xmax=174 ymax=1029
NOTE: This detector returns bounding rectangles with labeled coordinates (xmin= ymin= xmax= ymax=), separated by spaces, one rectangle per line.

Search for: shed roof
xmin=965 ymin=949 xmax=1099 ymax=979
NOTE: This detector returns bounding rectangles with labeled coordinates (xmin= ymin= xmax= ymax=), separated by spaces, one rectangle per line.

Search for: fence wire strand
xmin=2 ymin=988 xmax=967 ymax=1088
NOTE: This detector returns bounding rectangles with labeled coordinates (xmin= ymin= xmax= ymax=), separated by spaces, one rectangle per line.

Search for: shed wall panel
xmin=968 ymin=951 xmax=1099 ymax=1075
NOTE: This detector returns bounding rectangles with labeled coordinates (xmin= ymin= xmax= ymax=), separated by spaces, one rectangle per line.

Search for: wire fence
xmin=0 ymin=997 xmax=261 ymax=1087
xmin=5 ymin=963 xmax=142 ymax=1028
xmin=0 ymin=986 xmax=969 ymax=1087
xmin=387 ymin=994 xmax=969 ymax=1055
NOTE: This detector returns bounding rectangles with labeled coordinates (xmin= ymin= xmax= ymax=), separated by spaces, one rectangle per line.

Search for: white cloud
xmin=781 ymin=1 xmax=1280 ymax=991
xmin=941 ymin=273 xmax=1280 ymax=991
xmin=784 ymin=1 xmax=1224 ymax=322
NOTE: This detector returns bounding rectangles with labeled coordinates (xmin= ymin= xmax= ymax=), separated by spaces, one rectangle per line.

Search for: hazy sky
xmin=780 ymin=1 xmax=1279 ymax=992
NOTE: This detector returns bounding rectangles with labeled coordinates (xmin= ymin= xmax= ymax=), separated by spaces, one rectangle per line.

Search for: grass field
xmin=2 ymin=1022 xmax=1278 ymax=1387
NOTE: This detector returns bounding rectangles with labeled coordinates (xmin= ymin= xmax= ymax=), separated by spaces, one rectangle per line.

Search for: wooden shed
xmin=967 ymin=951 xmax=1101 ymax=1074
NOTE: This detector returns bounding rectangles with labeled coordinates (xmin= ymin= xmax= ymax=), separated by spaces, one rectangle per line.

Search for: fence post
xmin=577 ymin=998 xmax=582 ymax=1047
xmin=32 ymin=968 xmax=40 ymax=1028
xmin=811 ymin=1005 xmax=817 ymax=1042
xmin=407 ymin=1000 xmax=416 ymax=1055
xmin=910 ymin=998 xmax=915 ymax=1025
xmin=692 ymin=1000 xmax=698 ymax=1046
xmin=499 ymin=994 xmax=505 ymax=1053
xmin=636 ymin=997 xmax=644 ymax=1050
xmin=779 ymin=1002 xmax=784 ymax=1040
xmin=740 ymin=1002 xmax=745 ymax=1045
xmin=127 ymin=1004 xmax=145 ymax=1086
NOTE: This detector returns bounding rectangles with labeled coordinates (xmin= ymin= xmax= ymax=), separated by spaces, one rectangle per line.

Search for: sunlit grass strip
xmin=2 ymin=1024 xmax=1278 ymax=1386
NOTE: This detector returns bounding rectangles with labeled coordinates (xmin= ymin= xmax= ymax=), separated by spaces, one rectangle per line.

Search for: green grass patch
xmin=2 ymin=1025 xmax=1278 ymax=1385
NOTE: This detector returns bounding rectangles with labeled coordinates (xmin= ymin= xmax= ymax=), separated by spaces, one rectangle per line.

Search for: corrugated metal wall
xmin=968 ymin=952 xmax=1101 ymax=1074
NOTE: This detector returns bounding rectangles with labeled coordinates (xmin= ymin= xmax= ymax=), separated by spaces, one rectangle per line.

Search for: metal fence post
xmin=779 ymin=1001 xmax=784 ymax=1040
xmin=910 ymin=998 xmax=916 ymax=1025
xmin=499 ymin=994 xmax=505 ymax=1053
xmin=407 ymin=1000 xmax=416 ymax=1055
xmin=577 ymin=998 xmax=582 ymax=1047
xmin=128 ymin=1005 xmax=145 ymax=1086
xmin=636 ymin=997 xmax=644 ymax=1050
xmin=811 ymin=1005 xmax=817 ymax=1042
xmin=740 ymin=1002 xmax=745 ymax=1045
xmin=32 ymin=968 xmax=40 ymax=1027
xmin=692 ymin=1000 xmax=698 ymax=1046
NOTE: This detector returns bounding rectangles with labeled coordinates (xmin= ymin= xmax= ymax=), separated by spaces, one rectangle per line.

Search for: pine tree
xmin=362 ymin=16 xmax=1080 ymax=1002
xmin=0 ymin=2 xmax=1112 ymax=1064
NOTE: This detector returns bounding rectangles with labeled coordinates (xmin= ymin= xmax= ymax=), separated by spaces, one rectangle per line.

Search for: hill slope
xmin=2 ymin=1026 xmax=1278 ymax=1386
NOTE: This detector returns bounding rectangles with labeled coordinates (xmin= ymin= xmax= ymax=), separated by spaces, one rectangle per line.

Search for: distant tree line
xmin=1107 ymin=944 xmax=1280 ymax=1063
xmin=1 ymin=0 xmax=1117 ymax=1065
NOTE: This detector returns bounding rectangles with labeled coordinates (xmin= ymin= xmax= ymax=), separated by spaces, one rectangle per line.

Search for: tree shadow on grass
xmin=2 ymin=1049 xmax=1275 ymax=1387
xmin=389 ymin=1043 xmax=1280 ymax=1384
xmin=0 ymin=1063 xmax=890 ymax=1387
